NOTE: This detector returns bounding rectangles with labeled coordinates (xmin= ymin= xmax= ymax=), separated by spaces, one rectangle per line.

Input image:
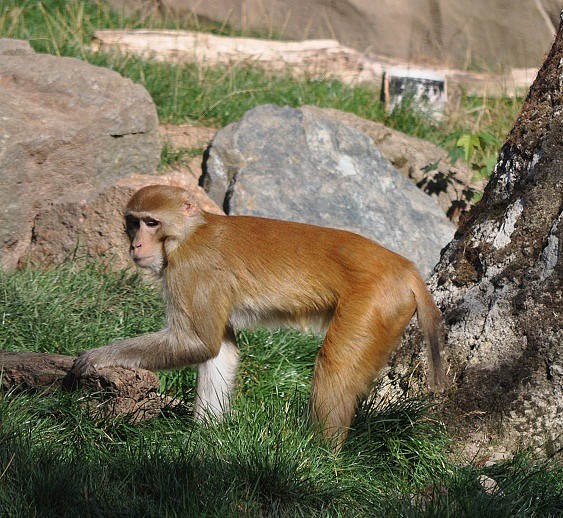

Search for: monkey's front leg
xmin=72 ymin=328 xmax=212 ymax=377
xmin=194 ymin=327 xmax=240 ymax=420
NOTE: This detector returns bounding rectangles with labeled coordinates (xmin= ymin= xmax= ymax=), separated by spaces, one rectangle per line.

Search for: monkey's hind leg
xmin=194 ymin=328 xmax=240 ymax=421
xmin=309 ymin=304 xmax=402 ymax=449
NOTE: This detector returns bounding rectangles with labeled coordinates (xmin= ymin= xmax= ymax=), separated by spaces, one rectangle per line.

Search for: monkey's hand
xmin=71 ymin=332 xmax=166 ymax=377
xmin=71 ymin=345 xmax=120 ymax=378
xmin=72 ymin=329 xmax=189 ymax=378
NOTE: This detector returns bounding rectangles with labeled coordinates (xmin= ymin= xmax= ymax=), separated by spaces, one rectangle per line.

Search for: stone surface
xmin=0 ymin=38 xmax=161 ymax=270
xmin=0 ymin=38 xmax=34 ymax=55
xmin=13 ymin=118 xmax=220 ymax=269
xmin=160 ymin=123 xmax=217 ymax=152
xmin=388 ymin=16 xmax=563 ymax=455
xmin=159 ymin=123 xmax=217 ymax=184
xmin=107 ymin=0 xmax=560 ymax=70
xmin=202 ymin=104 xmax=455 ymax=277
xmin=301 ymin=106 xmax=482 ymax=222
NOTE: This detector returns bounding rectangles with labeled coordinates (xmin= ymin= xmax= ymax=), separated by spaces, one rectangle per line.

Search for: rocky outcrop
xmin=107 ymin=0 xmax=559 ymax=70
xmin=202 ymin=104 xmax=455 ymax=277
xmin=0 ymin=38 xmax=160 ymax=269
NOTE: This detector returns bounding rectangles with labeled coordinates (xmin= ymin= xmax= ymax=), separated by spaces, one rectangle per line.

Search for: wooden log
xmin=91 ymin=29 xmax=368 ymax=83
xmin=0 ymin=350 xmax=177 ymax=421
xmin=0 ymin=350 xmax=73 ymax=390
xmin=91 ymin=29 xmax=536 ymax=98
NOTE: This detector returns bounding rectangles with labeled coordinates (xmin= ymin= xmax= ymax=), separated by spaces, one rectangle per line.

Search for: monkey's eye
xmin=145 ymin=219 xmax=160 ymax=228
xmin=126 ymin=217 xmax=140 ymax=229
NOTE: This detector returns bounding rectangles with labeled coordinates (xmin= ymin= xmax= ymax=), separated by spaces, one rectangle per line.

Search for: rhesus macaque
xmin=73 ymin=185 xmax=445 ymax=447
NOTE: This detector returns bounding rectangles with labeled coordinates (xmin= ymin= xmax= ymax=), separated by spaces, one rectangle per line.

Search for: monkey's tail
xmin=410 ymin=274 xmax=446 ymax=389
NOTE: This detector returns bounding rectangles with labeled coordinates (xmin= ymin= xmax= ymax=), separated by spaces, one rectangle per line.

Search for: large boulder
xmin=108 ymin=0 xmax=560 ymax=69
xmin=301 ymin=106 xmax=481 ymax=222
xmin=202 ymin=104 xmax=455 ymax=277
xmin=0 ymin=39 xmax=160 ymax=270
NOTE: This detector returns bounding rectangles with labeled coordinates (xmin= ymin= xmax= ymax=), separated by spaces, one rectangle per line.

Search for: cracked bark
xmin=387 ymin=13 xmax=563 ymax=455
xmin=0 ymin=350 xmax=176 ymax=422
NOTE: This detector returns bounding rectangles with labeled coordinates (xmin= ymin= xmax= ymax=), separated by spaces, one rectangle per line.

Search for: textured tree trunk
xmin=389 ymin=14 xmax=563 ymax=455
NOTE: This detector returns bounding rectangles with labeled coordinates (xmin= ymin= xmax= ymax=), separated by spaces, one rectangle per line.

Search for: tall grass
xmin=1 ymin=264 xmax=562 ymax=516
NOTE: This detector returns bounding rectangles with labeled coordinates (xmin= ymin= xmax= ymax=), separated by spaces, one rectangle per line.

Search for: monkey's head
xmin=124 ymin=185 xmax=201 ymax=273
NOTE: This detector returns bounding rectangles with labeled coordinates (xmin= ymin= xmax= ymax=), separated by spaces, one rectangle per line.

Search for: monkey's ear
xmin=183 ymin=198 xmax=199 ymax=217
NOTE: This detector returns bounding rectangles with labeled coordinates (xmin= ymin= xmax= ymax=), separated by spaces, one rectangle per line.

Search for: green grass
xmin=1 ymin=2 xmax=556 ymax=515
xmin=1 ymin=264 xmax=562 ymax=516
xmin=159 ymin=140 xmax=202 ymax=171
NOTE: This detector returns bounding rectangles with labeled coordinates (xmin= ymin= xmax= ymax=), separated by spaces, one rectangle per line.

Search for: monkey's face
xmin=123 ymin=185 xmax=204 ymax=270
xmin=125 ymin=212 xmax=166 ymax=273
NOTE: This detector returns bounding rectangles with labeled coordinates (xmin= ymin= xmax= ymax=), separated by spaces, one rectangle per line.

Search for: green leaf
xmin=456 ymin=134 xmax=481 ymax=162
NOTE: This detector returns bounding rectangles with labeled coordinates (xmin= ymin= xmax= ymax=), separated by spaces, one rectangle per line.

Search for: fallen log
xmin=92 ymin=29 xmax=536 ymax=99
xmin=0 ymin=350 xmax=73 ymax=390
xmin=0 ymin=350 xmax=178 ymax=422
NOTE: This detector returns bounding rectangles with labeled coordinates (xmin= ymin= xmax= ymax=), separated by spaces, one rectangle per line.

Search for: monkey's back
xmin=175 ymin=213 xmax=418 ymax=326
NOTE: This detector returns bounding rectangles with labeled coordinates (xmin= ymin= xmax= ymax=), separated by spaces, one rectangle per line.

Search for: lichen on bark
xmin=388 ymin=15 xmax=563 ymax=455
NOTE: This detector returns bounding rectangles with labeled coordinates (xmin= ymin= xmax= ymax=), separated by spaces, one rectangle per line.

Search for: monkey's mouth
xmin=132 ymin=255 xmax=155 ymax=267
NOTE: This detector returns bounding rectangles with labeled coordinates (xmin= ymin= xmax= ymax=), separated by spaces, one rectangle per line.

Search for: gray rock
xmin=202 ymin=104 xmax=455 ymax=277
xmin=0 ymin=39 xmax=160 ymax=269
xmin=300 ymin=106 xmax=481 ymax=223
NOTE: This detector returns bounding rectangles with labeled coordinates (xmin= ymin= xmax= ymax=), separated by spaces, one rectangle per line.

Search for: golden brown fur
xmin=73 ymin=185 xmax=445 ymax=448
